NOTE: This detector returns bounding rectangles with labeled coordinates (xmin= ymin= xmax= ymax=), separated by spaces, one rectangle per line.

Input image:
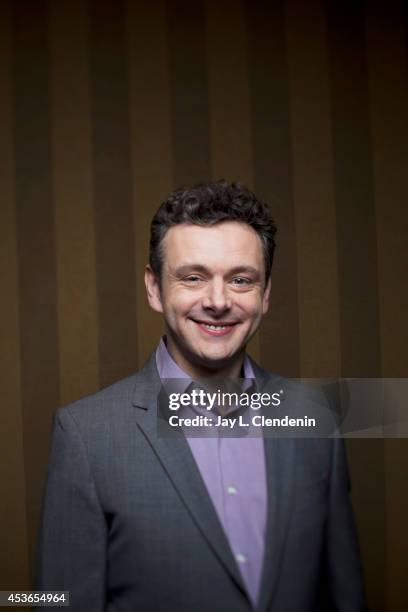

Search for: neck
xmin=165 ymin=338 xmax=245 ymax=379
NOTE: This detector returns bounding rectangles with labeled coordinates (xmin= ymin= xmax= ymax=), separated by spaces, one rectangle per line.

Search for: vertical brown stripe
xmin=326 ymin=3 xmax=385 ymax=610
xmin=286 ymin=0 xmax=341 ymax=378
xmin=0 ymin=0 xmax=29 ymax=589
xmin=346 ymin=436 xmax=386 ymax=612
xmin=366 ymin=2 xmax=408 ymax=609
xmin=50 ymin=0 xmax=99 ymax=405
xmin=206 ymin=0 xmax=253 ymax=186
xmin=366 ymin=0 xmax=408 ymax=379
xmin=247 ymin=0 xmax=300 ymax=376
xmin=127 ymin=0 xmax=171 ymax=366
xmin=90 ymin=0 xmax=138 ymax=388
xmin=326 ymin=2 xmax=381 ymax=378
xmin=12 ymin=0 xmax=60 ymax=574
xmin=167 ymin=0 xmax=211 ymax=186
xmin=384 ymin=439 xmax=408 ymax=611
xmin=205 ymin=0 xmax=260 ymax=363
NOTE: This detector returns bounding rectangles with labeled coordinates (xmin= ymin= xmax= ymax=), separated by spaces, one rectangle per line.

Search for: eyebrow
xmin=174 ymin=264 xmax=261 ymax=278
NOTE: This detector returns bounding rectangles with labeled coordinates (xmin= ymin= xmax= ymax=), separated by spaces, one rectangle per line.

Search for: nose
xmin=202 ymin=278 xmax=232 ymax=313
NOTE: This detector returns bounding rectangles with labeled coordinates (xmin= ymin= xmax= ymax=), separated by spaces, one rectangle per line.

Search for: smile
xmin=192 ymin=320 xmax=238 ymax=337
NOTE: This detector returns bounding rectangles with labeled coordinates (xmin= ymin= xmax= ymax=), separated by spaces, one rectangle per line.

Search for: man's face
xmin=145 ymin=221 xmax=271 ymax=377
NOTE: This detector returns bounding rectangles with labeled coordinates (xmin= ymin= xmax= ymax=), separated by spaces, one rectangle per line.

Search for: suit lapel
xmin=249 ymin=359 xmax=297 ymax=612
xmin=131 ymin=355 xmax=248 ymax=599
xmin=257 ymin=436 xmax=297 ymax=612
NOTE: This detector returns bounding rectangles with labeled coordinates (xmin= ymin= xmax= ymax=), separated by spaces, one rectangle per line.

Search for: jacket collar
xmin=131 ymin=351 xmax=161 ymax=410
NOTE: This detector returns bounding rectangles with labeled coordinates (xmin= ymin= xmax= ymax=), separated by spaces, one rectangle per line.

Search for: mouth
xmin=191 ymin=319 xmax=238 ymax=337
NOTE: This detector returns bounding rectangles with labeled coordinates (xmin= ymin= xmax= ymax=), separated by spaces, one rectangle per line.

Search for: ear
xmin=144 ymin=265 xmax=164 ymax=314
xmin=262 ymin=275 xmax=271 ymax=315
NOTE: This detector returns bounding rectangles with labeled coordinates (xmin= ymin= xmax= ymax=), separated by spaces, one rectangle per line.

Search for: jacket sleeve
xmin=36 ymin=408 xmax=107 ymax=611
xmin=325 ymin=437 xmax=369 ymax=612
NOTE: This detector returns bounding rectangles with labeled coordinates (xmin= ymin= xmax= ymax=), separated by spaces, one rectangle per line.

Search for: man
xmin=37 ymin=181 xmax=367 ymax=611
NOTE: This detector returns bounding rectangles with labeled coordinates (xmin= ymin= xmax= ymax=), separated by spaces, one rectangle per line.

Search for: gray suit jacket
xmin=36 ymin=354 xmax=367 ymax=611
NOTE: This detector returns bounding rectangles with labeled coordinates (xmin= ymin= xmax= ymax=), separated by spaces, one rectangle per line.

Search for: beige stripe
xmin=286 ymin=0 xmax=340 ymax=378
xmin=50 ymin=0 xmax=99 ymax=404
xmin=366 ymin=3 xmax=408 ymax=609
xmin=127 ymin=0 xmax=171 ymax=366
xmin=0 ymin=1 xmax=29 ymax=588
xmin=206 ymin=0 xmax=260 ymax=364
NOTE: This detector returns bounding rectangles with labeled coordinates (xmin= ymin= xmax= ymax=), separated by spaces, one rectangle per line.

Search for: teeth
xmin=203 ymin=324 xmax=227 ymax=330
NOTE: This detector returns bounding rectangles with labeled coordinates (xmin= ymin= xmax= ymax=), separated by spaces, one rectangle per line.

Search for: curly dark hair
xmin=149 ymin=180 xmax=277 ymax=284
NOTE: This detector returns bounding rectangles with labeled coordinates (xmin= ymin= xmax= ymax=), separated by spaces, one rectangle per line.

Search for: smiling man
xmin=37 ymin=181 xmax=367 ymax=611
xmin=145 ymin=220 xmax=270 ymax=377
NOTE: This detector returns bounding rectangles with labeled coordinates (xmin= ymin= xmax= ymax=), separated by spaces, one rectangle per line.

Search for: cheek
xmin=237 ymin=294 xmax=264 ymax=318
xmin=166 ymin=291 xmax=197 ymax=317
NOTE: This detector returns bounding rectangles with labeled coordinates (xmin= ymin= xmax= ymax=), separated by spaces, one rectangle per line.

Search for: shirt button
xmin=227 ymin=485 xmax=237 ymax=495
xmin=235 ymin=553 xmax=247 ymax=564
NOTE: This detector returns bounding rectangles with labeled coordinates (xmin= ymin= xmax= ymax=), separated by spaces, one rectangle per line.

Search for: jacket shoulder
xmin=56 ymin=371 xmax=139 ymax=429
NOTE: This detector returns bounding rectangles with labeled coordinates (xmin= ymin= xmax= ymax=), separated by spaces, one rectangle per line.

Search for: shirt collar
xmin=156 ymin=336 xmax=258 ymax=420
xmin=156 ymin=335 xmax=255 ymax=384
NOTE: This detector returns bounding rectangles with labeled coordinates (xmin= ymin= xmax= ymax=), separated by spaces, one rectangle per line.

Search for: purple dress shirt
xmin=156 ymin=338 xmax=267 ymax=607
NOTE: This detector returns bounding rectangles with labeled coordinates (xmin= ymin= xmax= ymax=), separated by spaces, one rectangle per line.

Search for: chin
xmin=197 ymin=349 xmax=238 ymax=367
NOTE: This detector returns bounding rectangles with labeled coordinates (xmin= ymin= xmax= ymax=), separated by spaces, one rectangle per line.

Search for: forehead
xmin=162 ymin=221 xmax=264 ymax=270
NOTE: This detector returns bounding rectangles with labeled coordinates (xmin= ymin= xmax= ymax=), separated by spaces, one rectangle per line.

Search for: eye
xmin=184 ymin=275 xmax=202 ymax=284
xmin=231 ymin=277 xmax=251 ymax=286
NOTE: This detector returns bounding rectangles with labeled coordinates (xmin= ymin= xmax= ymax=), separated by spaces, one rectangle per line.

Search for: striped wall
xmin=0 ymin=1 xmax=407 ymax=609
